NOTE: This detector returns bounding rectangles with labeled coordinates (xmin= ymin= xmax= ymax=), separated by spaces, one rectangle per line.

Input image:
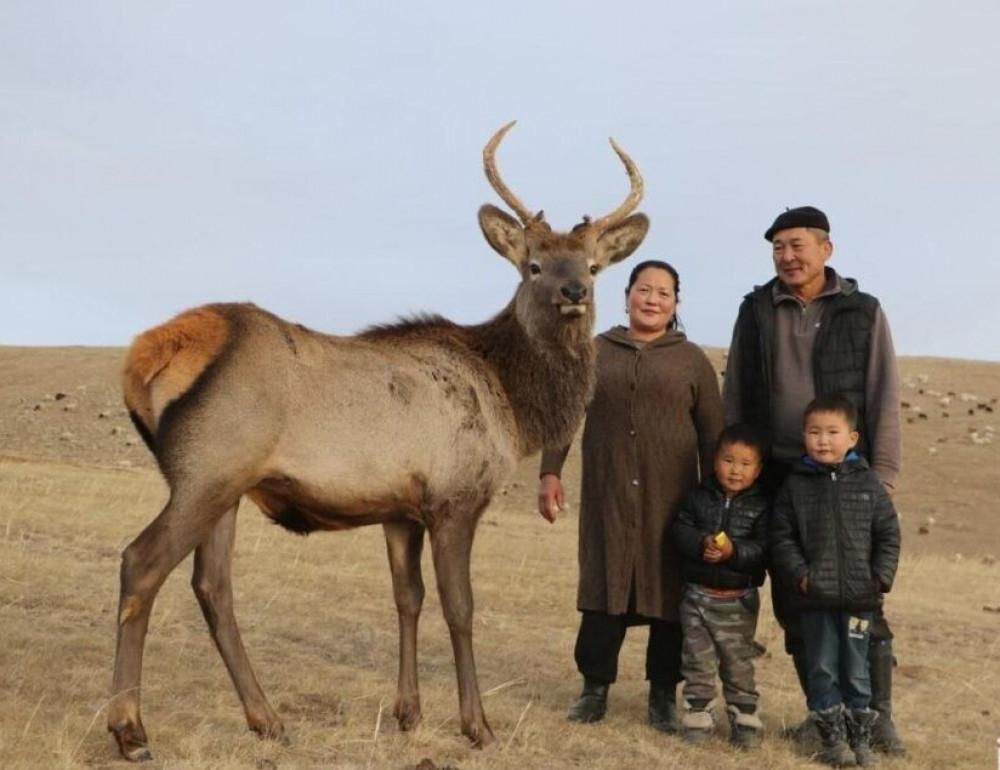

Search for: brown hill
xmin=2 ymin=345 xmax=997 ymax=559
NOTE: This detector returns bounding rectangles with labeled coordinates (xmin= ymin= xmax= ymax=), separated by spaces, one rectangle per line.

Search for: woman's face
xmin=626 ymin=267 xmax=677 ymax=337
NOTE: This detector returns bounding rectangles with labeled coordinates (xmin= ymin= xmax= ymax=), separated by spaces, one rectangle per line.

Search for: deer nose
xmin=561 ymin=283 xmax=587 ymax=303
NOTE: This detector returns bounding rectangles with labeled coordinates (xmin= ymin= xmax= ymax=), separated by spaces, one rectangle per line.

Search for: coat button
xmin=631 ymin=479 xmax=640 ymax=486
xmin=629 ymin=429 xmax=636 ymax=437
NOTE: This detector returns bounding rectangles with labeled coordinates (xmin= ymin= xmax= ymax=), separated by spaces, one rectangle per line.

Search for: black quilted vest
xmin=735 ymin=278 xmax=878 ymax=457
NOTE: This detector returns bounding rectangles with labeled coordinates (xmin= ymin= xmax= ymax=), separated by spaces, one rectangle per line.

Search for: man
xmin=722 ymin=206 xmax=905 ymax=754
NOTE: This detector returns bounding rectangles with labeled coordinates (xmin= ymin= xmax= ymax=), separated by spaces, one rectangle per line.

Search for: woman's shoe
xmin=567 ymin=678 xmax=609 ymax=723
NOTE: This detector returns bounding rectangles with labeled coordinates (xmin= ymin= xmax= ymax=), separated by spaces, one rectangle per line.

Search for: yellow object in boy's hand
xmin=713 ymin=531 xmax=729 ymax=547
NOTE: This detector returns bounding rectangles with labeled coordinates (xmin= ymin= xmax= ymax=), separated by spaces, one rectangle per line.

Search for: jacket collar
xmin=705 ymin=475 xmax=765 ymax=503
xmin=744 ymin=268 xmax=859 ymax=305
xmin=797 ymin=450 xmax=868 ymax=475
xmin=771 ymin=268 xmax=858 ymax=307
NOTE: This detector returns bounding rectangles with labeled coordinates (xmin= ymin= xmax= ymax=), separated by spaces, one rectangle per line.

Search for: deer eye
xmin=589 ymin=265 xmax=599 ymax=276
xmin=529 ymin=263 xmax=542 ymax=276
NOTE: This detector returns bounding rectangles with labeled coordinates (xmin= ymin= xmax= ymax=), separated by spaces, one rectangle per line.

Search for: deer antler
xmin=483 ymin=121 xmax=536 ymax=226
xmin=588 ymin=138 xmax=644 ymax=232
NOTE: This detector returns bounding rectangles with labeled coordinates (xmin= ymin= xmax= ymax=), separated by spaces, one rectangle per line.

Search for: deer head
xmin=478 ymin=121 xmax=649 ymax=346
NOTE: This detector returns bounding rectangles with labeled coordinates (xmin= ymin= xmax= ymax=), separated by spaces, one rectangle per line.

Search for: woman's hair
xmin=625 ymin=259 xmax=681 ymax=330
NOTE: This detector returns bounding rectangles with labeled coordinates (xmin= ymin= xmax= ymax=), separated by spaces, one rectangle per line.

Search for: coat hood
xmin=599 ymin=325 xmax=687 ymax=350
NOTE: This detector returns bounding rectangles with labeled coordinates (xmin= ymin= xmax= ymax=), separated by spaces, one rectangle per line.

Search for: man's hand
xmin=537 ymin=474 xmax=565 ymax=523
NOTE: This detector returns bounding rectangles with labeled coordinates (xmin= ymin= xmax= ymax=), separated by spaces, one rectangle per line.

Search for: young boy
xmin=672 ymin=424 xmax=769 ymax=748
xmin=770 ymin=394 xmax=901 ymax=767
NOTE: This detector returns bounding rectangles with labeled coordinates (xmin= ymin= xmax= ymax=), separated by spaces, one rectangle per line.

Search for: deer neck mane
xmin=469 ymin=301 xmax=596 ymax=456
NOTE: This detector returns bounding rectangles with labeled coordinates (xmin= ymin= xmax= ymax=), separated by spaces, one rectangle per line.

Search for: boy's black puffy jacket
xmin=770 ymin=453 xmax=901 ymax=612
xmin=672 ymin=477 xmax=769 ymax=589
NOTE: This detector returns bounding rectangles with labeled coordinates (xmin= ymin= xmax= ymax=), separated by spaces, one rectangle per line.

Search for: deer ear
xmin=479 ymin=205 xmax=527 ymax=267
xmin=595 ymin=213 xmax=649 ymax=266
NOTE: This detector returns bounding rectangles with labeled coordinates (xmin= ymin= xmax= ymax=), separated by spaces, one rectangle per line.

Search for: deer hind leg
xmin=192 ymin=504 xmax=285 ymax=742
xmin=383 ymin=519 xmax=426 ymax=731
xmin=108 ymin=484 xmax=239 ymax=762
xmin=429 ymin=516 xmax=495 ymax=748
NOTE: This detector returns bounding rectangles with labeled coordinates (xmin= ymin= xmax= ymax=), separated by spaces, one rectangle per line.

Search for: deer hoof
xmin=250 ymin=718 xmax=288 ymax=745
xmin=110 ymin=721 xmax=152 ymax=762
xmin=466 ymin=722 xmax=496 ymax=749
xmin=394 ymin=698 xmax=422 ymax=731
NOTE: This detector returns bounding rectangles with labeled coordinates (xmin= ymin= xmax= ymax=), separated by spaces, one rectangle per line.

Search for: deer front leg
xmin=383 ymin=519 xmax=426 ymax=731
xmin=429 ymin=518 xmax=494 ymax=748
xmin=192 ymin=505 xmax=285 ymax=742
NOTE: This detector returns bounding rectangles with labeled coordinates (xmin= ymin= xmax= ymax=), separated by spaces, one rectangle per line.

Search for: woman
xmin=538 ymin=260 xmax=723 ymax=732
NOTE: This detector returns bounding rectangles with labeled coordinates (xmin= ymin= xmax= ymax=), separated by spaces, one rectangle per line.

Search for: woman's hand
xmin=537 ymin=474 xmax=565 ymax=523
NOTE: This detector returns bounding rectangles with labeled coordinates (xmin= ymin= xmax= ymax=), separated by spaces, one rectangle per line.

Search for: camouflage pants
xmin=680 ymin=584 xmax=760 ymax=709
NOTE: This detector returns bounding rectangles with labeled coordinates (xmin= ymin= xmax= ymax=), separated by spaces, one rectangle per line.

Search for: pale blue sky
xmin=3 ymin=2 xmax=998 ymax=360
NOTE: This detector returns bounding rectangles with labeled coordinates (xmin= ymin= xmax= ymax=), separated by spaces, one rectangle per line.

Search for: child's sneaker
xmin=726 ymin=704 xmax=763 ymax=749
xmin=681 ymin=700 xmax=716 ymax=744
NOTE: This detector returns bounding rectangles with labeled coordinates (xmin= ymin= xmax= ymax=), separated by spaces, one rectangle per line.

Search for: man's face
xmin=803 ymin=410 xmax=859 ymax=465
xmin=771 ymin=227 xmax=833 ymax=297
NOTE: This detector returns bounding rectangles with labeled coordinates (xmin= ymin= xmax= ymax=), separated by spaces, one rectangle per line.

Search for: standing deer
xmin=108 ymin=121 xmax=649 ymax=761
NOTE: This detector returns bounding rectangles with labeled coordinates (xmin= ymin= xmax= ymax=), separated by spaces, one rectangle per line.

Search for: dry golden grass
xmin=1 ymin=347 xmax=999 ymax=768
xmin=1 ymin=454 xmax=998 ymax=769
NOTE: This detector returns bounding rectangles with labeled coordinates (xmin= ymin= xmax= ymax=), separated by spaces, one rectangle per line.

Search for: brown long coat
xmin=542 ymin=327 xmax=723 ymax=620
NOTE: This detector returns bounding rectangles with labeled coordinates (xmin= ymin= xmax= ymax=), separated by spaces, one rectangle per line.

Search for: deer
xmin=107 ymin=121 xmax=649 ymax=761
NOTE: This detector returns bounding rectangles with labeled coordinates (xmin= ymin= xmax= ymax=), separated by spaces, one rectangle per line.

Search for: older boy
xmin=770 ymin=395 xmax=900 ymax=767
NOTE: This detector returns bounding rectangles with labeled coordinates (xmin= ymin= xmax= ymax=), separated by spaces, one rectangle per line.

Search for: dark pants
xmin=777 ymin=591 xmax=893 ymax=656
xmin=575 ymin=610 xmax=683 ymax=687
xmin=800 ymin=610 xmax=873 ymax=711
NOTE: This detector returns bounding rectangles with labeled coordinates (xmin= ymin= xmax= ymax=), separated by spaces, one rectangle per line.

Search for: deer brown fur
xmin=107 ymin=122 xmax=649 ymax=761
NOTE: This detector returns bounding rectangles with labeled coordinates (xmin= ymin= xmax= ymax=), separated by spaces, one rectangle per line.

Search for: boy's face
xmin=804 ymin=410 xmax=859 ymax=465
xmin=714 ymin=441 xmax=764 ymax=496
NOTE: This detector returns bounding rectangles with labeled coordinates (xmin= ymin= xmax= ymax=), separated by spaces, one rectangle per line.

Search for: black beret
xmin=764 ymin=206 xmax=830 ymax=242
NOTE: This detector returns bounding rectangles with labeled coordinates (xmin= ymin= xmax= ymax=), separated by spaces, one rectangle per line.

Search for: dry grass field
xmin=1 ymin=346 xmax=998 ymax=769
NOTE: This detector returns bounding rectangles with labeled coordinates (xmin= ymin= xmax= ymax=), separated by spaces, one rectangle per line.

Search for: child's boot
xmin=726 ymin=704 xmax=763 ymax=749
xmin=681 ymin=699 xmax=716 ymax=744
xmin=846 ymin=707 xmax=879 ymax=767
xmin=810 ymin=704 xmax=855 ymax=767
